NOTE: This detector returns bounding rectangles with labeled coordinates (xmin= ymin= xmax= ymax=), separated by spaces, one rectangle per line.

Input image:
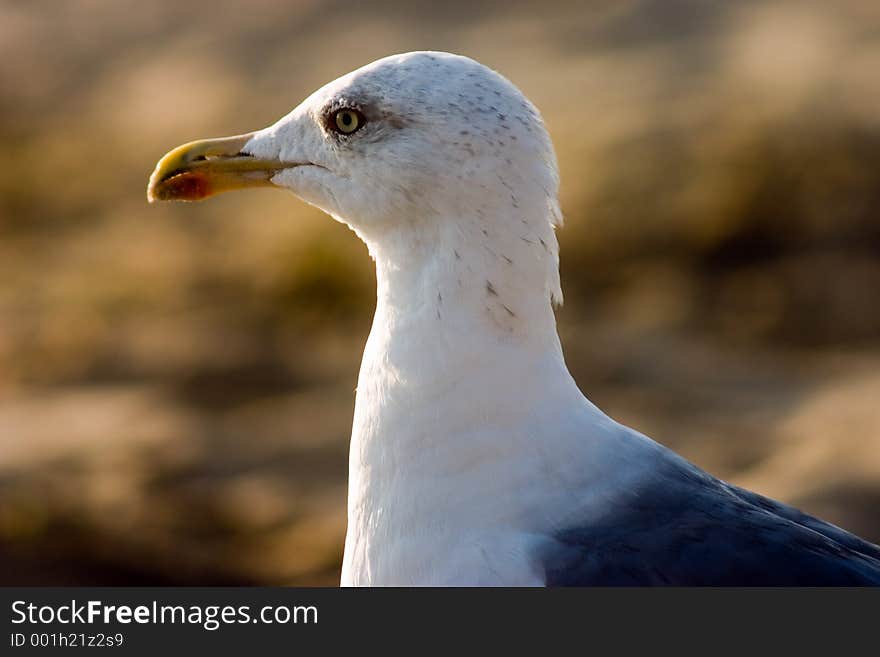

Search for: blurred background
xmin=1 ymin=0 xmax=879 ymax=584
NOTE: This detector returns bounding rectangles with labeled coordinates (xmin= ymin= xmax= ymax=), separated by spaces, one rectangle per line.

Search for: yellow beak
xmin=147 ymin=133 xmax=285 ymax=203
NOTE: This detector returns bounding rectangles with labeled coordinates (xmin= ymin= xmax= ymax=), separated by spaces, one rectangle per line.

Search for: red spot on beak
xmin=160 ymin=172 xmax=212 ymax=201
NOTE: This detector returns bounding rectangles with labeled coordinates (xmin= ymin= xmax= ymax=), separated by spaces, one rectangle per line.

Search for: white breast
xmin=339 ymin=278 xmax=656 ymax=585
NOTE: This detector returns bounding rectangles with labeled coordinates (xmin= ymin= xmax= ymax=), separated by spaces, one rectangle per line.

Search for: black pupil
xmin=341 ymin=112 xmax=352 ymax=126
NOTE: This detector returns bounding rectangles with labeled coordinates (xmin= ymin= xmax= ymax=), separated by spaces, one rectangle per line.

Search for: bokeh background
xmin=2 ymin=0 xmax=879 ymax=585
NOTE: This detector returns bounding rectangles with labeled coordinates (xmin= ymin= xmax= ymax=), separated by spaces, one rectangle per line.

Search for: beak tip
xmin=146 ymin=166 xmax=164 ymax=203
xmin=147 ymin=132 xmax=273 ymax=204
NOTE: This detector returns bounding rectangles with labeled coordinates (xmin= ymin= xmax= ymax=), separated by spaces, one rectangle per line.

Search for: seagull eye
xmin=333 ymin=109 xmax=363 ymax=134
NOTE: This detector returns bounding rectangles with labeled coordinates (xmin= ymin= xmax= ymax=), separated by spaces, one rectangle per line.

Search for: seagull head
xmin=149 ymin=52 xmax=563 ymax=317
xmin=151 ymin=52 xmax=558 ymax=236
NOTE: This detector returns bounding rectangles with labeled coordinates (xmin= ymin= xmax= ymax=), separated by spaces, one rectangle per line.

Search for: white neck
xmin=369 ymin=213 xmax=564 ymax=373
xmin=339 ymin=209 xmax=623 ymax=585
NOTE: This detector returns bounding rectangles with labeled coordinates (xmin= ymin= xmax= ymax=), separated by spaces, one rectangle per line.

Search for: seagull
xmin=148 ymin=51 xmax=880 ymax=586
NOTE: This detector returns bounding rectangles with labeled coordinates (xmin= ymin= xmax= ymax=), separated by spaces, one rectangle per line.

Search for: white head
xmin=149 ymin=52 xmax=563 ymax=331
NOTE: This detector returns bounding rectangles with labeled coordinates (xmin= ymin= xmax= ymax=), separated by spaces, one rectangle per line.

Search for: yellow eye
xmin=334 ymin=109 xmax=362 ymax=134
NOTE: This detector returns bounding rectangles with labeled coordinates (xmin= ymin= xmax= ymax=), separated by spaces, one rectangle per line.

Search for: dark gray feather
xmin=539 ymin=455 xmax=880 ymax=586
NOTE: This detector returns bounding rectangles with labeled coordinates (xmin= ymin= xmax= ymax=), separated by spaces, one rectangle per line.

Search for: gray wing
xmin=539 ymin=457 xmax=880 ymax=586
